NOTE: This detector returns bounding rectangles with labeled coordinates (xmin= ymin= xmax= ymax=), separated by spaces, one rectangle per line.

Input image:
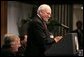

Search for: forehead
xmin=42 ymin=7 xmax=51 ymax=13
xmin=46 ymin=9 xmax=51 ymax=12
xmin=43 ymin=9 xmax=51 ymax=15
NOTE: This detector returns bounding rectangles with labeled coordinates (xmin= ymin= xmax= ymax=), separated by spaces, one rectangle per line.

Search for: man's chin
xmin=45 ymin=19 xmax=49 ymax=22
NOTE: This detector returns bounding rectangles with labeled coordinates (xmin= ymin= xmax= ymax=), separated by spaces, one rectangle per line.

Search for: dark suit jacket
xmin=1 ymin=45 xmax=18 ymax=56
xmin=25 ymin=15 xmax=55 ymax=56
xmin=72 ymin=29 xmax=83 ymax=49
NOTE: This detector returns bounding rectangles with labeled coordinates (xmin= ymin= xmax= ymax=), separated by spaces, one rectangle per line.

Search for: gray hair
xmin=37 ymin=4 xmax=51 ymax=14
xmin=3 ymin=33 xmax=20 ymax=46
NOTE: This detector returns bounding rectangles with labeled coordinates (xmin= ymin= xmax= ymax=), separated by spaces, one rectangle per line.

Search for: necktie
xmin=43 ymin=21 xmax=47 ymax=30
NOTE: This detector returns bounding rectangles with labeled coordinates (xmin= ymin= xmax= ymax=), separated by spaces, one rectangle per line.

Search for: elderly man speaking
xmin=25 ymin=4 xmax=62 ymax=56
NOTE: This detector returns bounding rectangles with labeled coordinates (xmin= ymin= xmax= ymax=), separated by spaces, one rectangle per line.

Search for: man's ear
xmin=39 ymin=11 xmax=42 ymax=15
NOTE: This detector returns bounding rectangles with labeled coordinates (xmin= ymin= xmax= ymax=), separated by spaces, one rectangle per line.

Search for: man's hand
xmin=54 ymin=36 xmax=63 ymax=43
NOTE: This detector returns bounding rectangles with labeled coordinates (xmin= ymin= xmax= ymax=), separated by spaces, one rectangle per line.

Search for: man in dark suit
xmin=72 ymin=21 xmax=83 ymax=49
xmin=24 ymin=4 xmax=62 ymax=56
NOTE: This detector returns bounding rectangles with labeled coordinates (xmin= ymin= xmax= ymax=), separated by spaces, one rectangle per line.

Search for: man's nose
xmin=48 ymin=15 xmax=51 ymax=18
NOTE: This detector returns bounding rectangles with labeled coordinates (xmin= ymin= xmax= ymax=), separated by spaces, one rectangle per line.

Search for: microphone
xmin=61 ymin=24 xmax=69 ymax=29
xmin=49 ymin=20 xmax=69 ymax=29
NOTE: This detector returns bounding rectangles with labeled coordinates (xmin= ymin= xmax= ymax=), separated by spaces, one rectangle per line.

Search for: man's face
xmin=76 ymin=22 xmax=82 ymax=29
xmin=40 ymin=9 xmax=51 ymax=22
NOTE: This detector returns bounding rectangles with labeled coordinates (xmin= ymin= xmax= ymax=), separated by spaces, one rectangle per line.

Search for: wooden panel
xmin=1 ymin=1 xmax=7 ymax=36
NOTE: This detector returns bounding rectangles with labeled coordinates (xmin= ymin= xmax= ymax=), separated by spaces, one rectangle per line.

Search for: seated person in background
xmin=1 ymin=33 xmax=21 ymax=56
xmin=72 ymin=21 xmax=83 ymax=49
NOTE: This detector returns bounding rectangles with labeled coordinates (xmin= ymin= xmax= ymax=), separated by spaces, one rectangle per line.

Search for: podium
xmin=45 ymin=33 xmax=78 ymax=56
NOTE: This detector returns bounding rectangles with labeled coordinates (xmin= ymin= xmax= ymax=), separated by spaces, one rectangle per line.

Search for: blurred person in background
xmin=72 ymin=20 xmax=83 ymax=49
xmin=1 ymin=33 xmax=21 ymax=56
